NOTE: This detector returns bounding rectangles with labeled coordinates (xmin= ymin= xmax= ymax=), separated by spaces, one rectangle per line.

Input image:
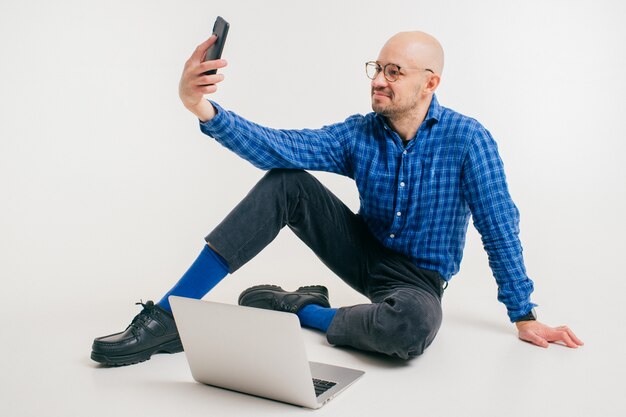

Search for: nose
xmin=371 ymin=69 xmax=388 ymax=88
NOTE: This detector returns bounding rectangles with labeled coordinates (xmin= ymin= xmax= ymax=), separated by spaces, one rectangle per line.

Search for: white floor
xmin=2 ymin=260 xmax=624 ymax=417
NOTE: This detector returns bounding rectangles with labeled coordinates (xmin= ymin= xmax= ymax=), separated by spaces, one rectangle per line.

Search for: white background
xmin=1 ymin=0 xmax=625 ymax=416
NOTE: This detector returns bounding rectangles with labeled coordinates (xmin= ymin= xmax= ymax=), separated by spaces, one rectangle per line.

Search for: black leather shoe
xmin=91 ymin=300 xmax=183 ymax=366
xmin=238 ymin=285 xmax=330 ymax=313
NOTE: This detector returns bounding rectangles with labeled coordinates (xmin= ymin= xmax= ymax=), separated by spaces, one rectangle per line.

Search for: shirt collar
xmin=425 ymin=93 xmax=442 ymax=124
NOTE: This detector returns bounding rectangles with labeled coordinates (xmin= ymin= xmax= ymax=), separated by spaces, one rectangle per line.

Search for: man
xmin=91 ymin=31 xmax=583 ymax=366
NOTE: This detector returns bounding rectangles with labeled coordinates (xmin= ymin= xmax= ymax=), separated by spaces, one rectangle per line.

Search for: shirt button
xmin=400 ymin=182 xmax=405 ymax=187
xmin=402 ymin=150 xmax=408 ymax=155
xmin=396 ymin=211 xmax=402 ymax=217
xmin=389 ymin=234 xmax=395 ymax=239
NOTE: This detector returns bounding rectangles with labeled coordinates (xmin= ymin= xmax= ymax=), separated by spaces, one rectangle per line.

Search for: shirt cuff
xmin=199 ymin=100 xmax=231 ymax=137
xmin=508 ymin=302 xmax=538 ymax=322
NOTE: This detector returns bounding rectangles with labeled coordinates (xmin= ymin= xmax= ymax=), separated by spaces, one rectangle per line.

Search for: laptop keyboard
xmin=312 ymin=378 xmax=337 ymax=397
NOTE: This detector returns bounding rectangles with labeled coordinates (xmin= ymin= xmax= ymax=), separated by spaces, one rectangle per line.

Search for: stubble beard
xmin=371 ymin=88 xmax=394 ymax=116
xmin=372 ymin=91 xmax=419 ymax=121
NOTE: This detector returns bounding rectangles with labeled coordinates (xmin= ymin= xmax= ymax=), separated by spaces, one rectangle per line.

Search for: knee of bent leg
xmin=261 ymin=169 xmax=314 ymax=191
xmin=263 ymin=168 xmax=309 ymax=183
xmin=376 ymin=295 xmax=442 ymax=360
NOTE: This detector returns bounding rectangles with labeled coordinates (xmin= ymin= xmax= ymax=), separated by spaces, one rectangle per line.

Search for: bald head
xmin=379 ymin=31 xmax=444 ymax=76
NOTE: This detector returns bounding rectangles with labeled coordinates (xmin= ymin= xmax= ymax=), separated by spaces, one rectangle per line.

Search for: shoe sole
xmin=91 ymin=337 xmax=183 ymax=367
xmin=296 ymin=285 xmax=329 ymax=297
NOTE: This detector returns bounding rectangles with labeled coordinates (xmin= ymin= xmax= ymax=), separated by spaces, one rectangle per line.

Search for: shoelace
xmin=127 ymin=300 xmax=158 ymax=332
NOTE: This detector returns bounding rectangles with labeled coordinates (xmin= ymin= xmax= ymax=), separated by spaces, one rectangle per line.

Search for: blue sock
xmin=158 ymin=244 xmax=229 ymax=312
xmin=296 ymin=304 xmax=338 ymax=333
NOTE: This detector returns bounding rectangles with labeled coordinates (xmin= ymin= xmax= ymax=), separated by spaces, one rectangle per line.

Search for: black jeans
xmin=206 ymin=169 xmax=444 ymax=359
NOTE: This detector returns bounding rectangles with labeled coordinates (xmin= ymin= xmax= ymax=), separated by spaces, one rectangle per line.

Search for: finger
xmin=558 ymin=326 xmax=585 ymax=346
xmin=520 ymin=331 xmax=549 ymax=348
xmin=190 ymin=35 xmax=218 ymax=62
xmin=547 ymin=330 xmax=578 ymax=348
xmin=181 ymin=62 xmax=226 ymax=89
xmin=197 ymin=84 xmax=218 ymax=95
xmin=195 ymin=59 xmax=228 ymax=75
xmin=195 ymin=73 xmax=225 ymax=86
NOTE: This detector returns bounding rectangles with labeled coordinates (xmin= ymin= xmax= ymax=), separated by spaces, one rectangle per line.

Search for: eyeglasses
xmin=365 ymin=61 xmax=434 ymax=82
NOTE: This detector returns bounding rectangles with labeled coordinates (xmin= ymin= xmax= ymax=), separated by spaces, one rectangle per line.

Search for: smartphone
xmin=203 ymin=16 xmax=229 ymax=76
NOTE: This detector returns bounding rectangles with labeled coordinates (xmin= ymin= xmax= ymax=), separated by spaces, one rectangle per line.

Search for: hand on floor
xmin=515 ymin=320 xmax=584 ymax=348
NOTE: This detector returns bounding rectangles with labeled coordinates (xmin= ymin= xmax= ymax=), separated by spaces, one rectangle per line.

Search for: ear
xmin=424 ymin=74 xmax=441 ymax=94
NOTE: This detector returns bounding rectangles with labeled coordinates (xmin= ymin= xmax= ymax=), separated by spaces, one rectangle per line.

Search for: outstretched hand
xmin=516 ymin=320 xmax=584 ymax=348
xmin=178 ymin=35 xmax=229 ymax=121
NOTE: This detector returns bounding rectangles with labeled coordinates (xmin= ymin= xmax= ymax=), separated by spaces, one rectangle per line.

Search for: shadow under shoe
xmin=91 ymin=300 xmax=183 ymax=366
xmin=238 ymin=284 xmax=330 ymax=313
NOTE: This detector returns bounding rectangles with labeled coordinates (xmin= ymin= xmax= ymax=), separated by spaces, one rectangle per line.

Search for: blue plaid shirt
xmin=200 ymin=95 xmax=535 ymax=321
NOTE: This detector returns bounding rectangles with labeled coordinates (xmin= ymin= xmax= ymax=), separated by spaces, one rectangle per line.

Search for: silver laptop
xmin=169 ymin=296 xmax=364 ymax=409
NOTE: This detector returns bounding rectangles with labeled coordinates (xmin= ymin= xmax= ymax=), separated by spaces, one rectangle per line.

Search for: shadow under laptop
xmin=147 ymin=379 xmax=314 ymax=414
